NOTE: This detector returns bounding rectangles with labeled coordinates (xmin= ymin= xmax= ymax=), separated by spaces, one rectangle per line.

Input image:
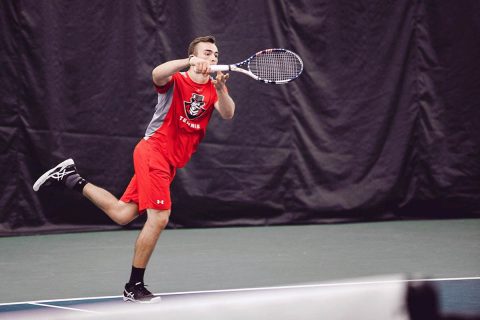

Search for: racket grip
xmin=210 ymin=65 xmax=230 ymax=72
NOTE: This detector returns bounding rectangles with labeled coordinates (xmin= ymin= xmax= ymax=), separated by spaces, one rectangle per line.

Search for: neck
xmin=187 ymin=68 xmax=210 ymax=84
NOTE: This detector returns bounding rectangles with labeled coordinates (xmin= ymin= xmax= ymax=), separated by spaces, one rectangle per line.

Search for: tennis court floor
xmin=1 ymin=219 xmax=479 ymax=318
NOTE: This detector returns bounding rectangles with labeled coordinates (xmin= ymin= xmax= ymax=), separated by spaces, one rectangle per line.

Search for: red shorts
xmin=120 ymin=139 xmax=176 ymax=212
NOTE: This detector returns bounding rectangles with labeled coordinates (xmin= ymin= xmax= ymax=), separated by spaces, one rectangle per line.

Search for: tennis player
xmin=33 ymin=35 xmax=235 ymax=302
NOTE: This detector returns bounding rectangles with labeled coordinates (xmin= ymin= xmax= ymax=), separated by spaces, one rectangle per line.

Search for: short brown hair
xmin=188 ymin=35 xmax=216 ymax=56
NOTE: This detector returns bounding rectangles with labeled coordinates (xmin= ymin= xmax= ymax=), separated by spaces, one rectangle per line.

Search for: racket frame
xmin=210 ymin=48 xmax=303 ymax=84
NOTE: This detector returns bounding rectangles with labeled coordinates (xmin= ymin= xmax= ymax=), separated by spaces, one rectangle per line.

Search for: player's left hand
xmin=213 ymin=71 xmax=229 ymax=92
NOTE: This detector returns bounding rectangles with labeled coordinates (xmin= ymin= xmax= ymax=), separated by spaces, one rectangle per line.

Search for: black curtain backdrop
xmin=1 ymin=0 xmax=479 ymax=235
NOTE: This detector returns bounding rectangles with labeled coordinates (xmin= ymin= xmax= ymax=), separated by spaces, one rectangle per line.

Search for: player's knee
xmin=158 ymin=215 xmax=169 ymax=229
xmin=113 ymin=212 xmax=134 ymax=226
xmin=113 ymin=202 xmax=138 ymax=226
xmin=147 ymin=209 xmax=170 ymax=230
xmin=116 ymin=217 xmax=131 ymax=226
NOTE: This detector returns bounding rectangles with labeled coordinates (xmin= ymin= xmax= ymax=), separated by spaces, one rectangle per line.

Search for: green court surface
xmin=0 ymin=219 xmax=479 ymax=317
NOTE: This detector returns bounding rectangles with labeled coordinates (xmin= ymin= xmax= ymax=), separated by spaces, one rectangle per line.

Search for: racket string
xmin=248 ymin=51 xmax=303 ymax=82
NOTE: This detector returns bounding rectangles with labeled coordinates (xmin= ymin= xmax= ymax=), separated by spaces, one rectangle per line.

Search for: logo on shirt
xmin=184 ymin=93 xmax=207 ymax=120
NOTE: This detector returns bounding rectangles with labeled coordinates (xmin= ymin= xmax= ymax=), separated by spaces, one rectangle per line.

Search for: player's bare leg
xmin=33 ymin=158 xmax=138 ymax=225
xmin=132 ymin=209 xmax=170 ymax=267
xmin=122 ymin=209 xmax=169 ymax=302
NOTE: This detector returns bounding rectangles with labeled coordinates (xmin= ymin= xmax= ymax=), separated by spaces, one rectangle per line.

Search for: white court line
xmin=1 ymin=275 xmax=479 ymax=308
xmin=0 ymin=295 xmax=121 ymax=307
xmin=28 ymin=302 xmax=101 ymax=314
xmin=162 ymin=275 xmax=480 ymax=296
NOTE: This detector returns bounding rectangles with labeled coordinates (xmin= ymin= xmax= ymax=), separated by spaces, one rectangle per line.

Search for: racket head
xmin=246 ymin=49 xmax=304 ymax=84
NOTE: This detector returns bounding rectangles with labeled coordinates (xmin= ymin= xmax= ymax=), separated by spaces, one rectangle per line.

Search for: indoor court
xmin=1 ymin=0 xmax=479 ymax=319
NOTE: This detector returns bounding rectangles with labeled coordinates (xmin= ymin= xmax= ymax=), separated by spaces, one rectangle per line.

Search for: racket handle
xmin=210 ymin=65 xmax=230 ymax=72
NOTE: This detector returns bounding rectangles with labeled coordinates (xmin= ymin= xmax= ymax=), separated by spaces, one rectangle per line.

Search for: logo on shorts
xmin=156 ymin=200 xmax=165 ymax=205
xmin=184 ymin=93 xmax=207 ymax=120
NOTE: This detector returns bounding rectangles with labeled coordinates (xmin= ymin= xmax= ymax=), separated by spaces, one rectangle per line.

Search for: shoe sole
xmin=33 ymin=158 xmax=75 ymax=192
xmin=123 ymin=296 xmax=162 ymax=303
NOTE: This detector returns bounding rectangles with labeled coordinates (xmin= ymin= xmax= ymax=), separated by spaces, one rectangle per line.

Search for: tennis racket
xmin=210 ymin=48 xmax=303 ymax=84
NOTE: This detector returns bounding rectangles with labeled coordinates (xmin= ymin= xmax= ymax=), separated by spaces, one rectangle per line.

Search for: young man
xmin=33 ymin=35 xmax=235 ymax=302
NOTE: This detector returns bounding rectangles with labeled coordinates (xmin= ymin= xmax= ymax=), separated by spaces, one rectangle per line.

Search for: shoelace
xmin=50 ymin=168 xmax=76 ymax=181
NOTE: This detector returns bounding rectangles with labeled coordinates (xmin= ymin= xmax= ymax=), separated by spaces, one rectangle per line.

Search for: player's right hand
xmin=189 ymin=56 xmax=211 ymax=75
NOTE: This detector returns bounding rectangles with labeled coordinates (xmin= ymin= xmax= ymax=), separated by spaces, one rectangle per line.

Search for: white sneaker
xmin=33 ymin=159 xmax=76 ymax=191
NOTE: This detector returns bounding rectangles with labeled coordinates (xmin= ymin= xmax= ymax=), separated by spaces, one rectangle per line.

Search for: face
xmin=194 ymin=42 xmax=219 ymax=65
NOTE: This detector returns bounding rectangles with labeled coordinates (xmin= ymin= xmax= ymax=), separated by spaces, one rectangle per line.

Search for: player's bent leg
xmin=33 ymin=159 xmax=139 ymax=225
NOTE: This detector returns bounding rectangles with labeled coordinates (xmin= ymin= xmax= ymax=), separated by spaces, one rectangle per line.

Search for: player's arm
xmin=152 ymin=58 xmax=189 ymax=86
xmin=152 ymin=57 xmax=210 ymax=86
xmin=213 ymin=72 xmax=235 ymax=119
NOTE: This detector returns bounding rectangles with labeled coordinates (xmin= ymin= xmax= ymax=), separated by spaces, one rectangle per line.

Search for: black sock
xmin=64 ymin=174 xmax=87 ymax=193
xmin=129 ymin=266 xmax=146 ymax=284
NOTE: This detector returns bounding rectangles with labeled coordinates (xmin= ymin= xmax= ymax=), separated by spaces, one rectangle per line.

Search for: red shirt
xmin=144 ymin=72 xmax=218 ymax=168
